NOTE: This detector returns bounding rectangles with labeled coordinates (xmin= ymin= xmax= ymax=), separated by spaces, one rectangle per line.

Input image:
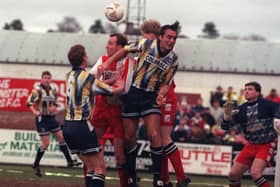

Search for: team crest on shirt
xmin=103 ymin=71 xmax=117 ymax=80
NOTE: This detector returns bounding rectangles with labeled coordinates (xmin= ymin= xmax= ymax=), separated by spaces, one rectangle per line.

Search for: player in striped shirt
xmin=62 ymin=44 xmax=124 ymax=187
xmin=98 ymin=21 xmax=181 ymax=187
xmin=140 ymin=19 xmax=191 ymax=187
xmin=26 ymin=70 xmax=80 ymax=177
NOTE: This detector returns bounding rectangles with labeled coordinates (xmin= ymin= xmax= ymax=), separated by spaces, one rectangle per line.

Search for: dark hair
xmin=160 ymin=21 xmax=180 ymax=36
xmin=271 ymin=88 xmax=276 ymax=93
xmin=67 ymin=44 xmax=86 ymax=67
xmin=245 ymin=81 xmax=261 ymax=93
xmin=41 ymin=71 xmax=52 ymax=78
xmin=110 ymin=33 xmax=128 ymax=47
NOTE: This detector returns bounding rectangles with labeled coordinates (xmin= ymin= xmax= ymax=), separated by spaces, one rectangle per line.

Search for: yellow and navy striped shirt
xmin=132 ymin=38 xmax=178 ymax=92
xmin=26 ymin=84 xmax=57 ymax=116
xmin=65 ymin=68 xmax=113 ymax=120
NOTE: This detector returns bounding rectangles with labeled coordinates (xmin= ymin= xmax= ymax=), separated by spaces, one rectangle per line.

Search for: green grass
xmin=0 ymin=164 xmax=274 ymax=187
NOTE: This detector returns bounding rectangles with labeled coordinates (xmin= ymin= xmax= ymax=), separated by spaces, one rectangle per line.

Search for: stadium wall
xmin=0 ymin=63 xmax=278 ymax=106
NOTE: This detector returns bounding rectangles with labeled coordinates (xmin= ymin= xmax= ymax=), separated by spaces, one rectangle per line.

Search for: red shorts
xmin=99 ymin=130 xmax=114 ymax=146
xmin=235 ymin=140 xmax=277 ymax=167
xmin=91 ymin=105 xmax=124 ymax=138
xmin=160 ymin=90 xmax=177 ymax=126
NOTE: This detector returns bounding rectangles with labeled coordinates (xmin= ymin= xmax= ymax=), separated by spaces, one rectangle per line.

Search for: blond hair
xmin=140 ymin=19 xmax=161 ymax=36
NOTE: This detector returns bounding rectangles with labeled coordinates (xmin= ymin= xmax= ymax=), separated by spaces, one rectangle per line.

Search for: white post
xmin=274 ymin=136 xmax=280 ymax=187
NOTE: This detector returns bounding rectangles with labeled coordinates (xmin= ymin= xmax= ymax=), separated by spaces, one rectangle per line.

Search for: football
xmin=104 ymin=2 xmax=124 ymax=22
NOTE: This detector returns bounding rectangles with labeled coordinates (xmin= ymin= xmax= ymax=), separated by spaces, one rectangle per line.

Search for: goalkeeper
xmin=221 ymin=81 xmax=279 ymax=187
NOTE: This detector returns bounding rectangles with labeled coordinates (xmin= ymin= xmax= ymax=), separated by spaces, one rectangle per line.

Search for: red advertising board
xmin=0 ymin=77 xmax=201 ymax=112
xmin=0 ymin=77 xmax=66 ymax=112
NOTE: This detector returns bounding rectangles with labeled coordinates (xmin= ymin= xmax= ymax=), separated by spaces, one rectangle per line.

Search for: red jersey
xmin=90 ymin=55 xmax=135 ymax=107
xmin=89 ymin=55 xmax=135 ymax=138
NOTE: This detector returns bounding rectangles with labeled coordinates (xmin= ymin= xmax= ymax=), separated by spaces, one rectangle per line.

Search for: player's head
xmin=41 ymin=71 xmax=52 ymax=87
xmin=244 ymin=81 xmax=262 ymax=101
xmin=140 ymin=19 xmax=161 ymax=39
xmin=106 ymin=33 xmax=128 ymax=57
xmin=159 ymin=21 xmax=180 ymax=53
xmin=68 ymin=44 xmax=87 ymax=68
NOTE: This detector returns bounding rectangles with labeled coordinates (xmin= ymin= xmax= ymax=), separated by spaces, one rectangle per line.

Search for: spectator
xmin=237 ymin=89 xmax=246 ymax=105
xmin=189 ymin=112 xmax=205 ymax=128
xmin=222 ymin=86 xmax=238 ymax=106
xmin=189 ymin=97 xmax=205 ymax=117
xmin=265 ymin=88 xmax=280 ymax=104
xmin=201 ymin=107 xmax=216 ymax=127
xmin=210 ymin=85 xmax=224 ymax=107
xmin=172 ymin=118 xmax=190 ymax=142
xmin=189 ymin=126 xmax=205 ymax=143
xmin=210 ymin=99 xmax=223 ymax=125
xmin=174 ymin=101 xmax=190 ymax=126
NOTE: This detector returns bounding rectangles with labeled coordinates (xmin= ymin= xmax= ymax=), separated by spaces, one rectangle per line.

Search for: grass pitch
xmin=0 ymin=164 xmax=274 ymax=187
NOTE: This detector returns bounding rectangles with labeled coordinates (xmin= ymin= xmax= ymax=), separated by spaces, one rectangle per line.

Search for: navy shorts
xmin=62 ymin=120 xmax=102 ymax=155
xmin=122 ymin=87 xmax=161 ymax=118
xmin=35 ymin=116 xmax=61 ymax=136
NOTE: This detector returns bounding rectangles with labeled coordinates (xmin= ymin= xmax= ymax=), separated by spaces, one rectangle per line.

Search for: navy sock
xmin=85 ymin=172 xmax=94 ymax=187
xmin=150 ymin=146 xmax=163 ymax=182
xmin=59 ymin=143 xmax=72 ymax=163
xmin=92 ymin=174 xmax=105 ymax=187
xmin=33 ymin=147 xmax=45 ymax=168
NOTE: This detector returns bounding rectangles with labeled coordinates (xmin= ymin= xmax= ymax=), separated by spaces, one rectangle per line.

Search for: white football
xmin=105 ymin=2 xmax=124 ymax=22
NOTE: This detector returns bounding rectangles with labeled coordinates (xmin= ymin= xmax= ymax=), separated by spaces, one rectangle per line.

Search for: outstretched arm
xmin=92 ymin=78 xmax=124 ymax=96
xmin=97 ymin=44 xmax=139 ymax=75
xmin=97 ymin=48 xmax=129 ymax=75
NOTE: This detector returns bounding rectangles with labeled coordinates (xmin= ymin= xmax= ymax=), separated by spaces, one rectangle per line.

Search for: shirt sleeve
xmin=89 ymin=56 xmax=103 ymax=75
xmin=91 ymin=79 xmax=113 ymax=96
xmin=120 ymin=57 xmax=135 ymax=94
xmin=52 ymin=87 xmax=58 ymax=106
xmin=26 ymin=89 xmax=39 ymax=107
xmin=162 ymin=54 xmax=179 ymax=86
xmin=138 ymin=38 xmax=154 ymax=53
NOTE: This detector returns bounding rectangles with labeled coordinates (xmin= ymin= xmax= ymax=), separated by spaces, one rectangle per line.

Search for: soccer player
xmin=99 ymin=21 xmax=181 ymax=187
xmin=221 ymin=81 xmax=279 ymax=187
xmin=62 ymin=44 xmax=124 ymax=187
xmin=26 ymin=71 xmax=80 ymax=177
xmin=89 ymin=33 xmax=134 ymax=187
xmin=140 ymin=19 xmax=191 ymax=187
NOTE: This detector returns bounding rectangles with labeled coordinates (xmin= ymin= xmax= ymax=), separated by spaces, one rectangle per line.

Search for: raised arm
xmin=97 ymin=48 xmax=129 ymax=75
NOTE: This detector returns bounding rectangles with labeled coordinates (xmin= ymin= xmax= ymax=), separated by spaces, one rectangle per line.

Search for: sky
xmin=1 ymin=0 xmax=280 ymax=42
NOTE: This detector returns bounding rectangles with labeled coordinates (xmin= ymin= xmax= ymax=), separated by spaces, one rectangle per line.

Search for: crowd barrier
xmin=0 ymin=129 xmax=275 ymax=176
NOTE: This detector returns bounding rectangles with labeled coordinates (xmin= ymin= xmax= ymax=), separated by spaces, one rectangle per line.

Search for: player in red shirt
xmin=89 ymin=33 xmax=134 ymax=187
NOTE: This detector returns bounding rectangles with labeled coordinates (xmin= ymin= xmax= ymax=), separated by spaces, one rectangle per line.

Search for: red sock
xmin=229 ymin=185 xmax=241 ymax=187
xmin=165 ymin=142 xmax=186 ymax=183
xmin=83 ymin=164 xmax=87 ymax=177
xmin=118 ymin=168 xmax=128 ymax=187
xmin=255 ymin=176 xmax=271 ymax=187
xmin=260 ymin=182 xmax=270 ymax=187
xmin=160 ymin=153 xmax=169 ymax=183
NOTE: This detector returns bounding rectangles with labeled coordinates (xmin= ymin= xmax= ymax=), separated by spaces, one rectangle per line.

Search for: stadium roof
xmin=0 ymin=30 xmax=107 ymax=66
xmin=0 ymin=30 xmax=280 ymax=75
